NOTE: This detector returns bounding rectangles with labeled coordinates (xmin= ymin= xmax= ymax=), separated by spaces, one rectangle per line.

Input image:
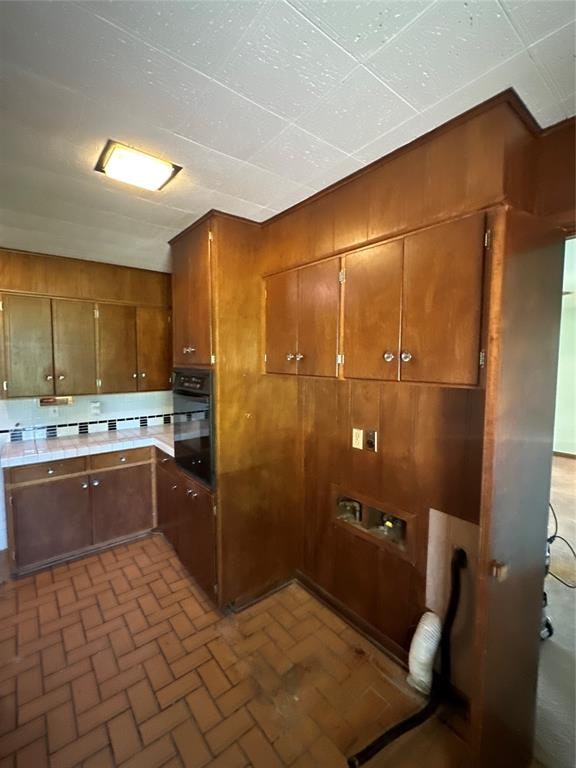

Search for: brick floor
xmin=0 ymin=535 xmax=457 ymax=767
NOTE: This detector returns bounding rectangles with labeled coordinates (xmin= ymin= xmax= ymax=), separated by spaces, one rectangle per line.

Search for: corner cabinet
xmin=265 ymin=258 xmax=340 ymax=377
xmin=171 ymin=220 xmax=213 ymax=367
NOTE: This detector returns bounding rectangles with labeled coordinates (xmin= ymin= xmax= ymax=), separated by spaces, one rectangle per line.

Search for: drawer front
xmin=156 ymin=449 xmax=175 ymax=471
xmin=9 ymin=457 xmax=87 ymax=485
xmin=89 ymin=447 xmax=152 ymax=470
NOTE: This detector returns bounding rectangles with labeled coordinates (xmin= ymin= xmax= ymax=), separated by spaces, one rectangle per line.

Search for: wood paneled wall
xmin=0 ymin=248 xmax=170 ymax=307
xmin=535 ymin=118 xmax=576 ymax=232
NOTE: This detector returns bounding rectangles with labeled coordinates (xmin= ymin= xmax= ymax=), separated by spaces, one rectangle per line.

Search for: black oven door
xmin=173 ymin=388 xmax=213 ymax=487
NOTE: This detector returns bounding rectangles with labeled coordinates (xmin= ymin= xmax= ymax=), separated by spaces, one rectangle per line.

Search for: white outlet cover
xmin=352 ymin=427 xmax=364 ymax=450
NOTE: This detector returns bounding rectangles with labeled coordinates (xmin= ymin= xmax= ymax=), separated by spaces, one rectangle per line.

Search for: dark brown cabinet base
xmin=156 ymin=457 xmax=216 ymax=601
xmin=5 ymin=450 xmax=154 ymax=574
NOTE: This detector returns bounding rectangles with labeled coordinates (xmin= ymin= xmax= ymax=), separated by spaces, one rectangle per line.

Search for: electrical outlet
xmin=365 ymin=430 xmax=378 ymax=452
xmin=352 ymin=428 xmax=363 ymax=450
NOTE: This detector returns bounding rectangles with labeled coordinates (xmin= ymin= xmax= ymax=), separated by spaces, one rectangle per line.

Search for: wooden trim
xmin=5 ymin=459 xmax=154 ymax=489
xmin=168 ymin=210 xmax=260 ymax=246
xmin=553 ymin=451 xmax=576 ymax=459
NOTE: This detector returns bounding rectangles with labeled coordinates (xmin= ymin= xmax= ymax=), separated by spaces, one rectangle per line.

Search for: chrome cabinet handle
xmin=295 ymin=353 xmax=304 ymax=361
xmin=183 ymin=346 xmax=196 ymax=354
xmin=171 ymin=484 xmax=178 ymax=490
xmin=57 ymin=374 xmax=65 ymax=381
xmin=383 ymin=352 xmax=395 ymax=363
xmin=92 ymin=480 xmax=100 ymax=487
xmin=400 ymin=351 xmax=412 ymax=363
xmin=81 ymin=482 xmax=89 ymax=489
xmin=286 ymin=353 xmax=295 ymax=361
xmin=119 ymin=456 xmax=127 ymax=463
xmin=45 ymin=375 xmax=53 ymax=381
xmin=186 ymin=490 xmax=198 ymax=498
xmin=47 ymin=468 xmax=55 ymax=475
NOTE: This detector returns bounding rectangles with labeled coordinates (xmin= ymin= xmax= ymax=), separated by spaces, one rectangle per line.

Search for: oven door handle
xmin=173 ymin=390 xmax=210 ymax=401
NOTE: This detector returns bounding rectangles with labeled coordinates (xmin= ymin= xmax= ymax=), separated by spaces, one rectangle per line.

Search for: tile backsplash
xmin=0 ymin=391 xmax=173 ymax=446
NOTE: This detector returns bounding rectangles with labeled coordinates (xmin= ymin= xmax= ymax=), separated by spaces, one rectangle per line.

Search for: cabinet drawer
xmin=89 ymin=447 xmax=151 ymax=470
xmin=9 ymin=457 xmax=87 ymax=485
xmin=156 ymin=449 xmax=175 ymax=470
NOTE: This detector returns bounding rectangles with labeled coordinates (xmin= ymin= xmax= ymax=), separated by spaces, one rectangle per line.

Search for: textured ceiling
xmin=0 ymin=0 xmax=574 ymax=273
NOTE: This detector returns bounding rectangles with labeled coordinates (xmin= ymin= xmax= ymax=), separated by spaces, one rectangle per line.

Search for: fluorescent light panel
xmin=95 ymin=140 xmax=182 ymax=191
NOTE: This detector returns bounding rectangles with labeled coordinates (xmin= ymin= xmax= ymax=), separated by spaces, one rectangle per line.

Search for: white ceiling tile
xmin=306 ymin=155 xmax=365 ymax=190
xmin=265 ymin=183 xmax=316 ymax=212
xmin=83 ymin=0 xmax=266 ymax=73
xmin=501 ymin=0 xmax=576 ymax=46
xmin=246 ymin=125 xmax=353 ymax=185
xmin=367 ymin=0 xmax=524 ymax=110
xmin=218 ymin=0 xmax=356 ymax=120
xmin=529 ymin=22 xmax=576 ymax=101
xmin=297 ymin=67 xmax=416 ymax=153
xmin=290 ymin=0 xmax=434 ymax=62
xmin=223 ymin=161 xmax=315 ymax=207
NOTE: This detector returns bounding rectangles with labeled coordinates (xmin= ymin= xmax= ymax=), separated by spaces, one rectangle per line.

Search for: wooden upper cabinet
xmin=298 ymin=259 xmax=340 ymax=377
xmin=265 ymin=270 xmax=298 ymax=374
xmin=171 ymin=221 xmax=212 ymax=367
xmin=52 ymin=299 xmax=97 ymax=395
xmin=136 ymin=307 xmax=171 ymax=391
xmin=343 ymin=241 xmax=403 ymax=381
xmin=97 ymin=304 xmax=137 ymax=393
xmin=402 ymin=213 xmax=486 ymax=385
xmin=2 ymin=294 xmax=54 ymax=397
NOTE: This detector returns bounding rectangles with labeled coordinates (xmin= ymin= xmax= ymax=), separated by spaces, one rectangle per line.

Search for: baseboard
xmin=553 ymin=451 xmax=576 ymax=459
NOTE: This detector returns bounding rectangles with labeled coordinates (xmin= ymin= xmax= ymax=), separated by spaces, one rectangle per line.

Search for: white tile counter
xmin=0 ymin=425 xmax=174 ymax=468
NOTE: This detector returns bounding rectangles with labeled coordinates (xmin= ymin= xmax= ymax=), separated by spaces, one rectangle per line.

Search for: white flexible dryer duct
xmin=407 ymin=611 xmax=442 ymax=695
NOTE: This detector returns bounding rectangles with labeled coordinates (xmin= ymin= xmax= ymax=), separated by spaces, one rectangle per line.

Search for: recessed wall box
xmin=336 ymin=497 xmax=362 ymax=523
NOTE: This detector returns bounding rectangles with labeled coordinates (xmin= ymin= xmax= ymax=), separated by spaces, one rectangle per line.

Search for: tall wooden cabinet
xmin=172 ymin=219 xmax=212 ymax=367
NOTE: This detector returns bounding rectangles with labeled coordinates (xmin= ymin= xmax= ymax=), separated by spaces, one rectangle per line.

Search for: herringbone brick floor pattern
xmin=0 ymin=535 xmax=432 ymax=767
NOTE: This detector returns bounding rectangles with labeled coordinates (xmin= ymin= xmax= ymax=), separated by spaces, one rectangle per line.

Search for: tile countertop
xmin=0 ymin=425 xmax=174 ymax=468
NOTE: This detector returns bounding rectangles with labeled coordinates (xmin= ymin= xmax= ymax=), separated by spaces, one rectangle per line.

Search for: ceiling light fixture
xmin=95 ymin=140 xmax=182 ymax=191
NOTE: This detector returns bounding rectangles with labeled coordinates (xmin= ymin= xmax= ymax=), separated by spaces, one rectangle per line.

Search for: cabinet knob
xmin=400 ymin=351 xmax=412 ymax=363
xmin=58 ymin=374 xmax=65 ymax=381
xmin=47 ymin=468 xmax=55 ymax=475
xmin=295 ymin=353 xmax=304 ymax=361
xmin=383 ymin=352 xmax=395 ymax=363
xmin=45 ymin=375 xmax=53 ymax=381
xmin=92 ymin=480 xmax=100 ymax=487
xmin=161 ymin=457 xmax=170 ymax=463
xmin=286 ymin=353 xmax=295 ymax=361
xmin=119 ymin=456 xmax=127 ymax=463
xmin=81 ymin=482 xmax=89 ymax=489
xmin=132 ymin=373 xmax=138 ymax=379
xmin=186 ymin=490 xmax=198 ymax=498
xmin=171 ymin=484 xmax=178 ymax=490
xmin=140 ymin=372 xmax=146 ymax=378
xmin=183 ymin=346 xmax=196 ymax=354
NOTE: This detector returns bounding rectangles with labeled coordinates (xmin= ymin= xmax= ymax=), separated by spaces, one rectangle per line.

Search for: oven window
xmin=173 ymin=391 xmax=212 ymax=486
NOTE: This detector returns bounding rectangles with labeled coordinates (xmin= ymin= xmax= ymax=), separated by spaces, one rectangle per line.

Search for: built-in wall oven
xmin=173 ymin=368 xmax=214 ymax=488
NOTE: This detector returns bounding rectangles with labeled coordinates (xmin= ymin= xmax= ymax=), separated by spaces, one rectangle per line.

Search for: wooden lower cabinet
xmin=92 ymin=464 xmax=152 ymax=544
xmin=156 ymin=459 xmax=217 ymax=600
xmin=7 ymin=450 xmax=153 ymax=572
xmin=12 ymin=476 xmax=93 ymax=569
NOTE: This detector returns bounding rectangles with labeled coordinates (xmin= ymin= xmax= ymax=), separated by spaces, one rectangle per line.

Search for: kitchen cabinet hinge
xmin=0 ymin=300 xmax=3 ymax=312
xmin=208 ymin=231 xmax=214 ymax=242
xmin=213 ymin=583 xmax=218 ymax=594
xmin=336 ymin=354 xmax=344 ymax=365
xmin=264 ymin=353 xmax=267 ymax=364
xmin=2 ymin=381 xmax=7 ymax=392
xmin=94 ymin=307 xmax=99 ymax=319
xmin=210 ymin=354 xmax=216 ymax=364
xmin=339 ymin=269 xmax=346 ymax=284
xmin=484 ymin=229 xmax=492 ymax=249
xmin=479 ymin=350 xmax=486 ymax=368
xmin=213 ymin=504 xmax=217 ymax=517
xmin=96 ymin=378 xmax=102 ymax=388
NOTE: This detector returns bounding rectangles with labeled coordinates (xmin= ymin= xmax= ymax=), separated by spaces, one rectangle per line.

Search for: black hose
xmin=347 ymin=547 xmax=468 ymax=768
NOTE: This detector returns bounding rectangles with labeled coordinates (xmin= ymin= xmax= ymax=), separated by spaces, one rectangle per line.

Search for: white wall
xmin=554 ymin=239 xmax=576 ymax=455
xmin=0 ymin=390 xmax=172 ymax=550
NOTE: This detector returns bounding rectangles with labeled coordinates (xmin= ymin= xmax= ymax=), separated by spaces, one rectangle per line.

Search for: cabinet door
xmin=402 ymin=213 xmax=485 ymax=385
xmin=12 ymin=477 xmax=92 ymax=568
xmin=97 ymin=304 xmax=137 ymax=393
xmin=177 ymin=478 xmax=216 ymax=599
xmin=52 ymin=299 xmax=97 ymax=395
xmin=137 ymin=307 xmax=171 ymax=391
xmin=156 ymin=464 xmax=181 ymax=553
xmin=2 ymin=294 xmax=54 ymax=397
xmin=91 ymin=464 xmax=153 ymax=544
xmin=343 ymin=241 xmax=403 ymax=380
xmin=297 ymin=259 xmax=340 ymax=377
xmin=172 ymin=221 xmax=212 ymax=367
xmin=265 ymin=270 xmax=298 ymax=374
